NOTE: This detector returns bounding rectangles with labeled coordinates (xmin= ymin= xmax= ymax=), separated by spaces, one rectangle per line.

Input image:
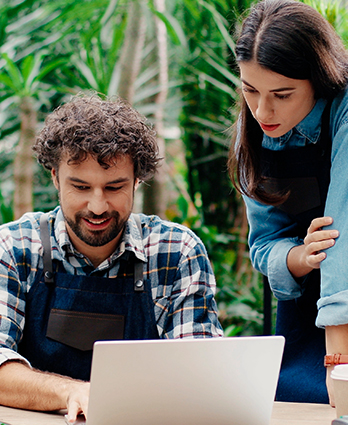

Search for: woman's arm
xmin=244 ymin=195 xmax=319 ymax=299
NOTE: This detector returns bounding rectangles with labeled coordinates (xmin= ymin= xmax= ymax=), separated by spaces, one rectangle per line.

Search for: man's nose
xmin=87 ymin=190 xmax=108 ymax=215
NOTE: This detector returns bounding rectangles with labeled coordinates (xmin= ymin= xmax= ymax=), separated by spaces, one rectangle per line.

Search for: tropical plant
xmin=0 ymin=51 xmax=67 ymax=218
xmin=0 ymin=0 xmax=266 ymax=335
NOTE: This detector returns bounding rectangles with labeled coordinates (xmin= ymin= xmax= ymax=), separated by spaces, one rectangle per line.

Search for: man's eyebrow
xmin=67 ymin=177 xmax=130 ymax=184
xmin=241 ymin=79 xmax=295 ymax=92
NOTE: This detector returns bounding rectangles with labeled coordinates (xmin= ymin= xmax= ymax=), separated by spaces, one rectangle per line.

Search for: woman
xmin=228 ymin=0 xmax=348 ymax=404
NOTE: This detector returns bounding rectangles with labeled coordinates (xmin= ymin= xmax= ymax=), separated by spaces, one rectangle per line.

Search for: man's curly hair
xmin=33 ymin=94 xmax=160 ymax=181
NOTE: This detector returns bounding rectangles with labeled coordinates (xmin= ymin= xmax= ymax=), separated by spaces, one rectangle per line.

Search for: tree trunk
xmin=118 ymin=0 xmax=146 ymax=103
xmin=13 ymin=96 xmax=36 ymax=219
xmin=142 ymin=0 xmax=168 ymax=218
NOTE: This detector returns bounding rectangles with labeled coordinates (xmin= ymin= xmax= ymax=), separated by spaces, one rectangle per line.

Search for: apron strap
xmin=39 ymin=213 xmax=54 ymax=285
xmin=133 ymin=214 xmax=145 ymax=292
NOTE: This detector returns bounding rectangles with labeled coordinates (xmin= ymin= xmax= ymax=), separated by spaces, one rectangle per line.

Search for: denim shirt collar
xmin=262 ymin=98 xmax=327 ymax=150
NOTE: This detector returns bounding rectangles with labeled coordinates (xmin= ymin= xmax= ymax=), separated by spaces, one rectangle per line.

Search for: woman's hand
xmin=287 ymin=216 xmax=339 ymax=278
xmin=302 ymin=216 xmax=339 ymax=269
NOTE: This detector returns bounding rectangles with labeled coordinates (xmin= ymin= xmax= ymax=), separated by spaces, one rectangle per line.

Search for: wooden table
xmin=271 ymin=402 xmax=336 ymax=424
xmin=0 ymin=402 xmax=337 ymax=424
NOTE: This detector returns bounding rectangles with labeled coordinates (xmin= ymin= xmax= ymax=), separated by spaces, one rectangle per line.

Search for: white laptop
xmin=77 ymin=335 xmax=284 ymax=425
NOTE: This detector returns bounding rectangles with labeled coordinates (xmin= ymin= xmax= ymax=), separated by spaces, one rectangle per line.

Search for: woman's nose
xmin=256 ymin=98 xmax=274 ymax=123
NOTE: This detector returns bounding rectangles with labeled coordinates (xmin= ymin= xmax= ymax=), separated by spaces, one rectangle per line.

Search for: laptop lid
xmin=86 ymin=336 xmax=284 ymax=425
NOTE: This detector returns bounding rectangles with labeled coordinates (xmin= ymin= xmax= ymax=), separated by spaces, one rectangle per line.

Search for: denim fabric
xmin=19 ymin=262 xmax=159 ymax=381
xmin=243 ymin=87 xmax=348 ymax=328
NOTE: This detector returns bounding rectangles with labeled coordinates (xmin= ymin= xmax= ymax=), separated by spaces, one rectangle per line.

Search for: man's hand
xmin=66 ymin=381 xmax=90 ymax=422
xmin=0 ymin=361 xmax=90 ymax=418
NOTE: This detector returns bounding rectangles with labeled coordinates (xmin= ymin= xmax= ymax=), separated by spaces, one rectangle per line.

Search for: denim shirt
xmin=243 ymin=86 xmax=348 ymax=328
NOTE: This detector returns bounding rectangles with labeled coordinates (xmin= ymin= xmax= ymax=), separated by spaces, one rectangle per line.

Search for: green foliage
xmin=171 ymin=193 xmax=264 ymax=336
xmin=55 ymin=0 xmax=127 ymax=96
xmin=302 ymin=0 xmax=348 ymax=44
xmin=0 ymin=188 xmax=13 ymax=225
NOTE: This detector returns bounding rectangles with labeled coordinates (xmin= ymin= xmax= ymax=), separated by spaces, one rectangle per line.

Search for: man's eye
xmin=106 ymin=186 xmax=121 ymax=192
xmin=74 ymin=185 xmax=89 ymax=190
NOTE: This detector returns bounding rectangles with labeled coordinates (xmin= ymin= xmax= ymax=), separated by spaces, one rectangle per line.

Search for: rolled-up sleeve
xmin=0 ymin=233 xmax=28 ymax=366
xmin=244 ymin=196 xmax=304 ymax=300
xmin=0 ymin=214 xmax=42 ymax=367
xmin=317 ymin=102 xmax=348 ymax=327
xmin=144 ymin=220 xmax=224 ymax=339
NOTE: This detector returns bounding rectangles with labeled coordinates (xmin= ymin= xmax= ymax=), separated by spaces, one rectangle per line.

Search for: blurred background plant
xmin=0 ymin=0 xmax=342 ymax=336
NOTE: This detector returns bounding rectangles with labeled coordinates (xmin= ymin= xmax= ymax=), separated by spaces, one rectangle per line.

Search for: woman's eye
xmin=275 ymin=93 xmax=291 ymax=100
xmin=242 ymin=86 xmax=257 ymax=94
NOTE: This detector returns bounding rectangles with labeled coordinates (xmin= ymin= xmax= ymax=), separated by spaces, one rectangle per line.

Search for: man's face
xmin=52 ymin=154 xmax=139 ymax=263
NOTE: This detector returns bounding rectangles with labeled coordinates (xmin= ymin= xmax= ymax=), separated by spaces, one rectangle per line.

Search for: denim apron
xmin=18 ymin=214 xmax=159 ymax=381
xmin=260 ymin=102 xmax=332 ymax=403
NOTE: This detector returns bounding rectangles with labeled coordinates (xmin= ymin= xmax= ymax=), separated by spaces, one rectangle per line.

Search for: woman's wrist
xmin=287 ymin=244 xmax=313 ymax=278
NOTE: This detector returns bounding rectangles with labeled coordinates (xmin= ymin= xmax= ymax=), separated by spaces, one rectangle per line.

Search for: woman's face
xmin=239 ymin=61 xmax=316 ymax=138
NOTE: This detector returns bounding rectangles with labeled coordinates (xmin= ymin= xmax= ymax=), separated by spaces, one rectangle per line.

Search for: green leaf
xmin=34 ymin=57 xmax=69 ymax=83
xmin=182 ymin=0 xmax=202 ymax=20
xmin=70 ymin=56 xmax=99 ymax=89
xmin=151 ymin=9 xmax=187 ymax=47
xmin=0 ymin=72 xmax=17 ymax=92
xmin=203 ymin=55 xmax=240 ymax=87
xmin=188 ymin=66 xmax=237 ymax=99
xmin=1 ymin=53 xmax=24 ymax=91
xmin=197 ymin=0 xmax=236 ymax=53
xmin=20 ymin=55 xmax=35 ymax=82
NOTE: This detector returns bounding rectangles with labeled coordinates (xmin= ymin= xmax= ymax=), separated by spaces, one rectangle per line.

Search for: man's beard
xmin=64 ymin=210 xmax=129 ymax=247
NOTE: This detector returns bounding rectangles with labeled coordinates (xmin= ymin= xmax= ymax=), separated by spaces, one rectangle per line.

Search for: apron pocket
xmin=46 ymin=309 xmax=125 ymax=351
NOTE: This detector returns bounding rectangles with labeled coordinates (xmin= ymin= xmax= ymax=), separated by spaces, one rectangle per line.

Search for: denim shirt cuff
xmin=267 ymin=238 xmax=304 ymax=300
xmin=316 ymin=290 xmax=348 ymax=328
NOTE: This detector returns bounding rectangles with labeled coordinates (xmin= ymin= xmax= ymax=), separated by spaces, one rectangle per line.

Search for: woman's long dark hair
xmin=228 ymin=0 xmax=348 ymax=204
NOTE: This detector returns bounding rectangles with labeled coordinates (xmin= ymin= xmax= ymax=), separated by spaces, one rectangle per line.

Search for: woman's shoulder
xmin=331 ymin=86 xmax=348 ymax=116
xmin=329 ymin=86 xmax=348 ymax=131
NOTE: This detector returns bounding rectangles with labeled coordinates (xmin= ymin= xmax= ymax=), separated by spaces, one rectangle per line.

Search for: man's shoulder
xmin=138 ymin=213 xmax=195 ymax=235
xmin=0 ymin=211 xmax=41 ymax=232
xmin=136 ymin=213 xmax=205 ymax=251
xmin=0 ymin=208 xmax=59 ymax=238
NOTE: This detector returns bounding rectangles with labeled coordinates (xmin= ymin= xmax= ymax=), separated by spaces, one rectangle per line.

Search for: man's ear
xmin=51 ymin=168 xmax=59 ymax=190
xmin=134 ymin=179 xmax=141 ymax=192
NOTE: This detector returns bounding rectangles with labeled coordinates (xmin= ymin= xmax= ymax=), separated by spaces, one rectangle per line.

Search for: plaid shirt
xmin=0 ymin=207 xmax=223 ymax=367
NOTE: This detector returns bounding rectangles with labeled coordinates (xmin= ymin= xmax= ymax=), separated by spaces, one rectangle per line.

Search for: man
xmin=0 ymin=94 xmax=223 ymax=422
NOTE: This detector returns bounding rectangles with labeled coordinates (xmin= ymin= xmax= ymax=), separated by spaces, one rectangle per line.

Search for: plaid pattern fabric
xmin=0 ymin=207 xmax=223 ymax=367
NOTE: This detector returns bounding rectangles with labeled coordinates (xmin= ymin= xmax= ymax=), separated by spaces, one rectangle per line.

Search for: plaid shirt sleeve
xmin=0 ymin=213 xmax=42 ymax=367
xmin=141 ymin=216 xmax=223 ymax=339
